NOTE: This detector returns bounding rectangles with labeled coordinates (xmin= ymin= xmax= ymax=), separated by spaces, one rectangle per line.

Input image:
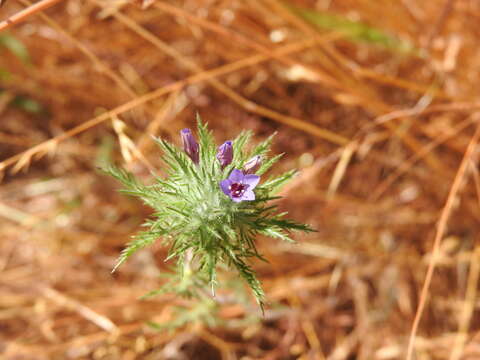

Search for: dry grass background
xmin=1 ymin=0 xmax=480 ymax=359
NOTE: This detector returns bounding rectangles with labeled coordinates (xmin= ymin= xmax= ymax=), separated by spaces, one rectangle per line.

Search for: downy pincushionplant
xmin=103 ymin=116 xmax=314 ymax=312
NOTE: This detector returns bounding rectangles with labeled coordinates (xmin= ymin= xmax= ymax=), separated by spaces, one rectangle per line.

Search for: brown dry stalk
xmin=0 ymin=0 xmax=64 ymax=31
xmin=103 ymin=5 xmax=348 ymax=146
xmin=0 ymin=38 xmax=334 ymax=174
xmin=136 ymin=90 xmax=181 ymax=153
xmin=16 ymin=0 xmax=153 ymax=129
xmin=263 ymin=0 xmax=447 ymax=174
xmin=371 ymin=115 xmax=477 ymax=201
xmin=153 ymin=1 xmax=340 ymax=89
xmin=155 ymin=1 xmax=445 ymax=98
xmin=406 ymin=121 xmax=480 ymax=360
xmin=17 ymin=0 xmax=137 ymax=100
xmin=471 ymin=162 xmax=480 ymax=213
xmin=111 ymin=116 xmax=156 ymax=173
xmin=425 ymin=0 xmax=457 ymax=49
xmin=448 ymin=248 xmax=480 ymax=360
xmin=41 ymin=287 xmax=117 ymax=332
xmin=301 ymin=319 xmax=326 ymax=359
xmin=35 ymin=322 xmax=149 ymax=356
xmin=262 ymin=0 xmax=352 ymax=87
xmin=326 ymin=142 xmax=356 ymax=200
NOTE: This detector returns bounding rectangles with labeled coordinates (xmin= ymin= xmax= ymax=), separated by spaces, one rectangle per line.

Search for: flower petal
xmin=243 ymin=174 xmax=260 ymax=189
xmin=219 ymin=179 xmax=232 ymax=196
xmin=228 ymin=169 xmax=244 ymax=183
xmin=231 ymin=196 xmax=244 ymax=203
xmin=241 ymin=190 xmax=256 ymax=201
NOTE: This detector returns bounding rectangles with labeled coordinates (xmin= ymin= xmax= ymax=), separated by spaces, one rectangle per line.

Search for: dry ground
xmin=1 ymin=0 xmax=480 ymax=359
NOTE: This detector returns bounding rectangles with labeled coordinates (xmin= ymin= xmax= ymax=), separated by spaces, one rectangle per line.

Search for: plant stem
xmin=183 ymin=248 xmax=194 ymax=276
xmin=0 ymin=0 xmax=65 ymax=32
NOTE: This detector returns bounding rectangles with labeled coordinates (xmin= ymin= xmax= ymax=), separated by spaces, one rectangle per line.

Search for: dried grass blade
xmin=0 ymin=0 xmax=64 ymax=31
xmin=406 ymin=121 xmax=480 ymax=360
xmin=0 ymin=39 xmax=326 ymax=174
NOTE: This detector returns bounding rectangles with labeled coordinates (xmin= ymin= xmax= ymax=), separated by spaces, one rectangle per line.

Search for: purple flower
xmin=243 ymin=155 xmax=262 ymax=174
xmin=180 ymin=128 xmax=199 ymax=164
xmin=220 ymin=169 xmax=260 ymax=203
xmin=216 ymin=141 xmax=233 ymax=169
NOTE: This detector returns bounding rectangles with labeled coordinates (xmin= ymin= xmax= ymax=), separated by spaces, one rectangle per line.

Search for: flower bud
xmin=216 ymin=141 xmax=233 ymax=169
xmin=180 ymin=128 xmax=199 ymax=164
xmin=243 ymin=155 xmax=262 ymax=174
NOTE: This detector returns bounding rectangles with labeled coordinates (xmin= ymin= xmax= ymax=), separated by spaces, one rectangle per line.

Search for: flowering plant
xmin=104 ymin=116 xmax=313 ymax=311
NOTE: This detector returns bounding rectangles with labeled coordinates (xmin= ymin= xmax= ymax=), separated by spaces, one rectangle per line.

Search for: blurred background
xmin=1 ymin=0 xmax=480 ymax=359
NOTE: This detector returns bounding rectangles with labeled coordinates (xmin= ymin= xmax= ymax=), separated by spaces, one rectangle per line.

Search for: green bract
xmin=103 ymin=116 xmax=314 ymax=310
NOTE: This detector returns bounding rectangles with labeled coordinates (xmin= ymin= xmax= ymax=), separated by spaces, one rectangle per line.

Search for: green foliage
xmin=0 ymin=90 xmax=46 ymax=115
xmin=285 ymin=2 xmax=416 ymax=54
xmin=0 ymin=68 xmax=11 ymax=81
xmin=0 ymin=33 xmax=31 ymax=64
xmin=95 ymin=135 xmax=115 ymax=168
xmin=147 ymin=298 xmax=221 ymax=331
xmin=0 ymin=34 xmax=45 ymax=116
xmin=10 ymin=95 xmax=45 ymax=114
xmin=103 ymin=117 xmax=314 ymax=311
